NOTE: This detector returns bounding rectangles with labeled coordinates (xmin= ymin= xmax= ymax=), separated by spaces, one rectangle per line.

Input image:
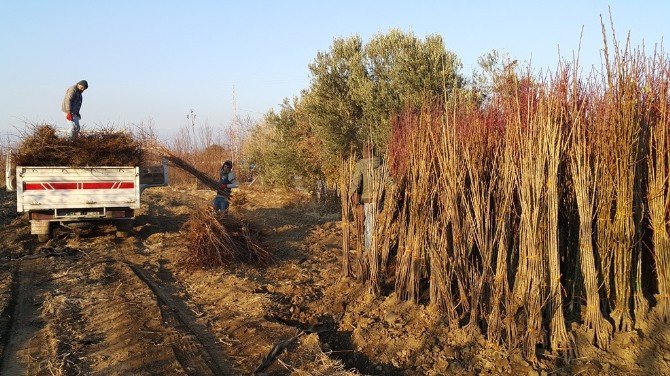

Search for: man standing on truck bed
xmin=62 ymin=80 xmax=88 ymax=141
xmin=214 ymin=160 xmax=238 ymax=213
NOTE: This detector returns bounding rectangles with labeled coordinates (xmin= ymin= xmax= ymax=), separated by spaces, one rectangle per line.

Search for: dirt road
xmin=0 ymin=186 xmax=668 ymax=375
xmin=0 ymin=190 xmax=239 ymax=374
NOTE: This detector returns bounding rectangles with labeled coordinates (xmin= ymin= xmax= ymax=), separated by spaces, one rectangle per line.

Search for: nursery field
xmin=0 ymin=184 xmax=668 ymax=375
xmin=2 ymin=10 xmax=669 ymax=375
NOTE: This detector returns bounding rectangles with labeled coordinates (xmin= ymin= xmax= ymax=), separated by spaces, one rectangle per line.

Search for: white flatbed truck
xmin=8 ymin=161 xmax=168 ymax=241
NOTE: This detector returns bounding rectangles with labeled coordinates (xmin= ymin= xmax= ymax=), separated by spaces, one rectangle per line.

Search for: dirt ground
xmin=0 ymin=184 xmax=669 ymax=375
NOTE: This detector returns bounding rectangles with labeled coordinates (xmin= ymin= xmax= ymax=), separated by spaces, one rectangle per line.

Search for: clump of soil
xmin=14 ymin=124 xmax=143 ymax=166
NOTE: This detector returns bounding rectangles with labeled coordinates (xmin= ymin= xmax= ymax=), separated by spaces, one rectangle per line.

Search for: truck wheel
xmin=31 ymin=220 xmax=51 ymax=242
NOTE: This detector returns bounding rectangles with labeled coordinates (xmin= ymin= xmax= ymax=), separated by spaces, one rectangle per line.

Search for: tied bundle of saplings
xmin=14 ymin=124 xmax=144 ymax=167
xmin=180 ymin=207 xmax=271 ymax=268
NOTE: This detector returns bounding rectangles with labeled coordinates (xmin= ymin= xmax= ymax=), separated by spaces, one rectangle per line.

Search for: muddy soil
xmin=0 ymin=185 xmax=668 ymax=375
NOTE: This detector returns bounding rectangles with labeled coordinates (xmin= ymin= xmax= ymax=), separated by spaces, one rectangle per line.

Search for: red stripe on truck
xmin=24 ymin=183 xmax=47 ymax=190
xmin=50 ymin=182 xmax=78 ymax=189
xmin=82 ymin=182 xmax=134 ymax=189
xmin=24 ymin=181 xmax=135 ymax=190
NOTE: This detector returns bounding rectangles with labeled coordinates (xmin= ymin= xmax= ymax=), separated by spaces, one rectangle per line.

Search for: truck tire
xmin=31 ymin=220 xmax=51 ymax=242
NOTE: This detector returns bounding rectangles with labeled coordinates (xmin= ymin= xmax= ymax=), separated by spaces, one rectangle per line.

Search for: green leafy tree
xmin=360 ymin=30 xmax=463 ymax=143
xmin=302 ymin=36 xmax=366 ymax=158
xmin=304 ymin=29 xmax=464 ymax=159
xmin=244 ymin=30 xmax=466 ymax=189
xmin=244 ymin=98 xmax=324 ymax=189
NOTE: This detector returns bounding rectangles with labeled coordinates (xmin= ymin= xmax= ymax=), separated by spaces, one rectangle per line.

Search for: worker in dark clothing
xmin=213 ymin=160 xmax=238 ymax=213
xmin=350 ymin=142 xmax=387 ymax=250
xmin=61 ymin=80 xmax=88 ymax=141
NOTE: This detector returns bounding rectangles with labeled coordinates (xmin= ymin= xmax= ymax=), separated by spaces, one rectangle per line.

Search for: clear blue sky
xmin=1 ymin=1 xmax=667 ymax=142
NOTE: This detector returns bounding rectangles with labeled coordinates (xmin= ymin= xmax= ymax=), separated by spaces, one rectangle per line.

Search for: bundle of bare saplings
xmin=180 ymin=207 xmax=271 ymax=268
xmin=14 ymin=124 xmax=143 ymax=166
xmin=341 ymin=32 xmax=670 ymax=362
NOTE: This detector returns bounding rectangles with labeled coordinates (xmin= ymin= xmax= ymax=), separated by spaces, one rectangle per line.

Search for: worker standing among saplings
xmin=62 ymin=80 xmax=88 ymax=141
xmin=213 ymin=160 xmax=238 ymax=213
xmin=350 ymin=142 xmax=386 ymax=251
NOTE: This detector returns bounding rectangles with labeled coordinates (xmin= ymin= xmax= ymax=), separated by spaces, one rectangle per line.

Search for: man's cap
xmin=77 ymin=80 xmax=89 ymax=89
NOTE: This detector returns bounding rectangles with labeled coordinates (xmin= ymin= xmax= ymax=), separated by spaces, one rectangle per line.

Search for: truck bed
xmin=16 ymin=166 xmax=141 ymax=212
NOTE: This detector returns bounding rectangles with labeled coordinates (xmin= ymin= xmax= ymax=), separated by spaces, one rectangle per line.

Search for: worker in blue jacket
xmin=213 ymin=160 xmax=238 ymax=213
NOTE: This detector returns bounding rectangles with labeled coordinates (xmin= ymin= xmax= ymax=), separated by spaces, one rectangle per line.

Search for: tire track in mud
xmin=72 ymin=259 xmax=183 ymax=375
xmin=127 ymin=262 xmax=238 ymax=375
xmin=0 ymin=250 xmax=179 ymax=375
xmin=0 ymin=261 xmax=40 ymax=375
xmin=0 ymin=240 xmax=238 ymax=375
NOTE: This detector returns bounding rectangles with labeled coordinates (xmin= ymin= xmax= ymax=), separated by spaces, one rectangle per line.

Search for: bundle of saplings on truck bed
xmin=14 ymin=124 xmax=144 ymax=167
xmin=11 ymin=125 xmax=162 ymax=242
